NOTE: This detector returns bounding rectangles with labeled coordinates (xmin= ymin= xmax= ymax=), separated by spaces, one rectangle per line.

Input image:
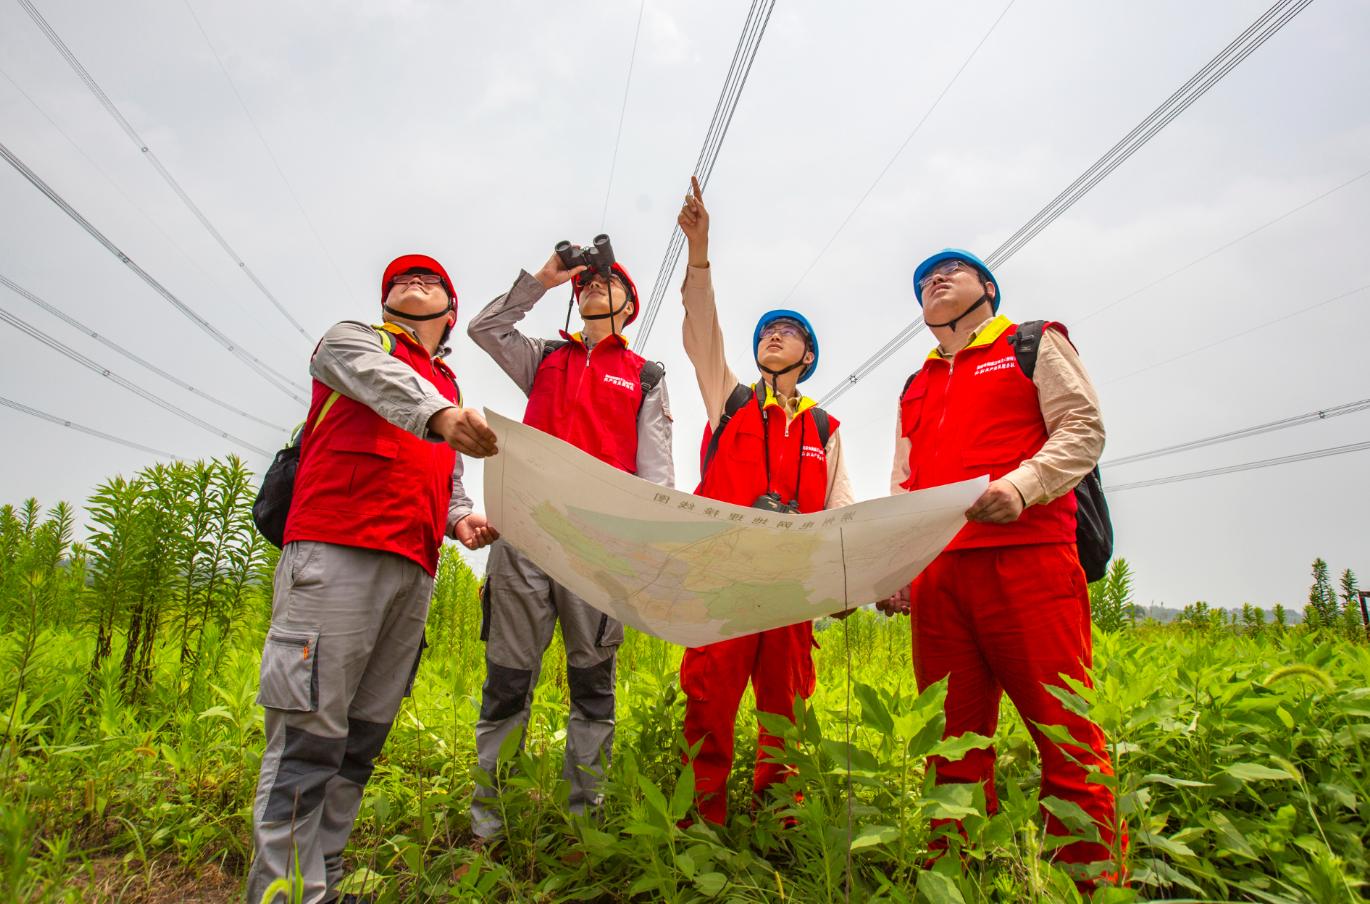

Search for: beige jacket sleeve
xmin=825 ymin=431 xmax=855 ymax=509
xmin=1001 ymin=328 xmax=1105 ymax=506
xmin=681 ymin=265 xmax=742 ymax=429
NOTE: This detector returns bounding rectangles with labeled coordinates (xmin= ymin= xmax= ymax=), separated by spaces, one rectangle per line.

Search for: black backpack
xmin=251 ymin=327 xmax=398 ymax=548
xmin=900 ymin=321 xmax=1113 ymax=583
xmin=700 ymin=382 xmax=833 ymax=476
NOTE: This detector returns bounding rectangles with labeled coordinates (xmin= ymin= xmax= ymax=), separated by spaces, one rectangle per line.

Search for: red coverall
xmin=897 ymin=316 xmax=1123 ymax=872
xmin=681 ymin=390 xmax=836 ymax=825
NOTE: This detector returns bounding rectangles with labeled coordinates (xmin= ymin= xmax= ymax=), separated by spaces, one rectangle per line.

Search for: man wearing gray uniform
xmin=247 ymin=254 xmax=498 ymax=904
xmin=466 ymin=241 xmax=674 ymax=840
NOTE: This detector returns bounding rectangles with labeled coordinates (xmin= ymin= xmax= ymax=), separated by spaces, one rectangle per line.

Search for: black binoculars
xmin=751 ymin=492 xmax=800 ymax=515
xmin=555 ymin=234 xmax=617 ymax=280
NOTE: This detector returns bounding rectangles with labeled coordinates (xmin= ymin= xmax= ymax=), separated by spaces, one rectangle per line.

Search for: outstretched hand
xmin=429 ymin=407 xmax=499 ymax=458
xmin=677 ymin=176 xmax=710 ymax=267
xmin=455 ymin=513 xmax=500 ymax=550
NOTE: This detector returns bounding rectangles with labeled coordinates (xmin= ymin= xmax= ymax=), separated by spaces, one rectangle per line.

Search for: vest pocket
xmin=256 ymin=627 xmax=321 ymax=713
xmin=899 ymin=381 xmax=928 ymax=436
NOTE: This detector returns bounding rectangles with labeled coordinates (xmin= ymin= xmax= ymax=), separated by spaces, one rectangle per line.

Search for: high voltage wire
xmin=1102 ymin=282 xmax=1369 ymax=386
xmin=0 ymin=62 xmax=228 ymax=291
xmin=180 ymin=0 xmax=356 ymax=300
xmin=0 ymin=302 xmax=271 ymax=456
xmin=634 ymin=0 xmax=777 ymax=350
xmin=601 ymin=0 xmax=648 ymax=230
xmin=1106 ymin=440 xmax=1370 ymax=493
xmin=0 ymin=273 xmax=286 ymax=431
xmin=0 ymin=140 xmax=308 ymax=403
xmin=818 ymin=0 xmax=1317 ymax=407
xmin=17 ymin=0 xmax=312 ymax=340
xmin=1105 ymin=398 xmax=1370 ymax=468
xmin=1078 ymin=166 xmax=1370 ymax=325
xmin=0 ymin=393 xmax=181 ymax=460
xmin=778 ymin=0 xmax=1018 ymax=307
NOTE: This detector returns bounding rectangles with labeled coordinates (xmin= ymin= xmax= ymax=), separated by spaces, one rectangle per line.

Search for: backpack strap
xmin=1007 ymin=319 xmax=1046 ymax=380
xmin=900 ymin=372 xmax=917 ymax=400
xmin=810 ymin=406 xmax=832 ymax=449
xmin=700 ymin=382 xmax=757 ymax=477
xmin=638 ymin=360 xmax=666 ymax=403
xmin=312 ymin=326 xmax=401 ymax=431
xmin=540 ymin=338 xmax=569 ymax=362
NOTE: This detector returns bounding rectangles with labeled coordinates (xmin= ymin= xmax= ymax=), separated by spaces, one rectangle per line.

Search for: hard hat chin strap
xmin=924 ymin=292 xmax=990 ymax=330
xmin=383 ymin=298 xmax=453 ymax=321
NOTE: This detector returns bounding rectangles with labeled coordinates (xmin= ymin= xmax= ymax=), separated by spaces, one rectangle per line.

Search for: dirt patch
xmin=64 ymin=858 xmax=240 ymax=903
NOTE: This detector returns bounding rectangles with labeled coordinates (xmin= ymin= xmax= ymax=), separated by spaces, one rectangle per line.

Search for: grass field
xmin=1 ymin=461 xmax=1367 ymax=902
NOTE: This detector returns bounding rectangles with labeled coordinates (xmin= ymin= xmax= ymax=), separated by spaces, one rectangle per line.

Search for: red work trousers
xmin=910 ymin=543 xmax=1124 ymax=868
xmin=680 ymin=622 xmax=816 ymax=825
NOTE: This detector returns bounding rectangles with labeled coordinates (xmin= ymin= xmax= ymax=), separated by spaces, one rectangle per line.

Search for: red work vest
xmin=696 ymin=387 xmax=836 ymax=514
xmin=285 ymin=324 xmax=460 ymax=575
xmin=899 ymin=316 xmax=1076 ymax=550
xmin=523 ymin=332 xmax=645 ymax=474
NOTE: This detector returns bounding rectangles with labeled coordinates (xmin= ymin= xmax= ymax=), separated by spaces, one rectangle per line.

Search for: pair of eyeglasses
xmin=918 ymin=259 xmax=976 ymax=290
xmin=391 ymin=272 xmax=443 ymax=286
xmin=576 ymin=272 xmax=625 ymax=290
xmin=760 ymin=323 xmax=806 ymax=342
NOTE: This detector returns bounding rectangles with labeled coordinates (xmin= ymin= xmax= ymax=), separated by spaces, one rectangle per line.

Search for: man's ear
xmin=986 ymin=281 xmax=997 ymax=301
xmin=803 ymin=350 xmax=815 ymax=366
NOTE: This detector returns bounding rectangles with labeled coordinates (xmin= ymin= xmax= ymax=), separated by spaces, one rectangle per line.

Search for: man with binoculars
xmin=675 ymin=176 xmax=854 ymax=825
xmin=465 ymin=236 xmax=675 ymax=840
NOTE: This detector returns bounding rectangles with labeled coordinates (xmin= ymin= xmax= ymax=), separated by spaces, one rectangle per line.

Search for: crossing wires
xmin=0 ymin=140 xmax=308 ymax=403
xmin=634 ymin=0 xmax=778 ymax=349
xmin=818 ymin=0 xmax=1318 ymax=407
xmin=0 ymin=393 xmax=181 ymax=460
xmin=17 ymin=0 xmax=313 ymax=340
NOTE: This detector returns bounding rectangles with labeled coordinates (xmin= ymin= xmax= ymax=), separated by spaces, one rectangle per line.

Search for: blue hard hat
xmin=754 ymin=309 xmax=819 ymax=383
xmin=912 ymin=248 xmax=1001 ymax=311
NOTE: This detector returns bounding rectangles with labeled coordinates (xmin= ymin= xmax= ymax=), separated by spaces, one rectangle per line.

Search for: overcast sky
xmin=1 ymin=0 xmax=1366 ymax=611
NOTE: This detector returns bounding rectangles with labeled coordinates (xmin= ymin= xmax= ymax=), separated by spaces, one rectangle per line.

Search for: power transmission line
xmin=0 ymin=139 xmax=308 ymax=402
xmin=1102 ymin=282 xmax=1369 ymax=386
xmin=1078 ymin=166 xmax=1370 ymax=324
xmin=0 ymin=272 xmax=286 ymax=431
xmin=0 ymin=393 xmax=181 ymax=460
xmin=601 ymin=0 xmax=648 ymax=230
xmin=17 ymin=0 xmax=313 ymax=339
xmin=1105 ymin=398 xmax=1370 ymax=468
xmin=778 ymin=0 xmax=1018 ymax=307
xmin=818 ymin=0 xmax=1317 ymax=407
xmin=0 ymin=302 xmax=271 ymax=456
xmin=0 ymin=62 xmax=228 ymax=291
xmin=1106 ymin=440 xmax=1370 ymax=493
xmin=180 ymin=0 xmax=356 ymax=300
xmin=634 ymin=0 xmax=778 ymax=349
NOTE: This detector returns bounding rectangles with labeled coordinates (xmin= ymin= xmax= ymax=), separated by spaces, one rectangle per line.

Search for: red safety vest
xmin=523 ymin=332 xmax=645 ymax=473
xmin=899 ymin=315 xmax=1076 ymax=550
xmin=285 ymin=324 xmax=460 ymax=575
xmin=696 ymin=387 xmax=836 ymax=514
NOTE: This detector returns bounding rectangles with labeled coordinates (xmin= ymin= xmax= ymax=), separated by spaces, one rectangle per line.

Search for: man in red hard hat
xmin=881 ymin=248 xmax=1124 ymax=889
xmin=466 ymin=238 xmax=674 ymax=840
xmin=247 ymin=253 xmax=498 ymax=904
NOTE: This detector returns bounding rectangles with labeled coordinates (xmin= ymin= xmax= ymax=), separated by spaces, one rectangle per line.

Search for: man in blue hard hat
xmin=881 ymin=248 xmax=1124 ymax=887
xmin=675 ymin=176 xmax=855 ymax=824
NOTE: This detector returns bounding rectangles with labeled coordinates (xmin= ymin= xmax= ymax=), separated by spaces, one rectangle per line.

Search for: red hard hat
xmin=573 ymin=262 xmax=640 ymax=326
xmin=382 ymin=254 xmax=458 ymax=316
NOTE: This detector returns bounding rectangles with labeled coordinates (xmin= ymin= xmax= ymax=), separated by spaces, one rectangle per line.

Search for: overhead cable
xmin=0 ymin=272 xmax=286 ymax=431
xmin=0 ymin=139 xmax=308 ymax=402
xmin=818 ymin=0 xmax=1317 ymax=406
xmin=18 ymin=0 xmax=313 ymax=339
xmin=1106 ymin=440 xmax=1370 ymax=493
xmin=0 ymin=392 xmax=181 ymax=460
xmin=0 ymin=302 xmax=271 ymax=456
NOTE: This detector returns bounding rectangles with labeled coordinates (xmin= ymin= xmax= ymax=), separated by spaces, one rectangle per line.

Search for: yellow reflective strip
xmin=313 ymin=391 xmax=342 ymax=429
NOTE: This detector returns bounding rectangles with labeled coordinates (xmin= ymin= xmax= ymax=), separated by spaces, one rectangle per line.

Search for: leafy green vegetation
xmin=0 ymin=459 xmax=1366 ymax=902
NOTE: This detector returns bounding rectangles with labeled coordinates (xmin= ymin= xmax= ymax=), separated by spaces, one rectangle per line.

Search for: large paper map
xmin=483 ymin=410 xmax=986 ymax=647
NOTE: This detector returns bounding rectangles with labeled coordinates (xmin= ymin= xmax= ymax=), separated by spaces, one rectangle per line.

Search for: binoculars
xmin=751 ymin=491 xmax=800 ymax=515
xmin=556 ymin=234 xmax=617 ymax=281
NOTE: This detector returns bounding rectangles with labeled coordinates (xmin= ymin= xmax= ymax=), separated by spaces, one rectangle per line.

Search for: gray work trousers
xmin=245 ymin=541 xmax=431 ymax=904
xmin=471 ymin=540 xmax=623 ymax=838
